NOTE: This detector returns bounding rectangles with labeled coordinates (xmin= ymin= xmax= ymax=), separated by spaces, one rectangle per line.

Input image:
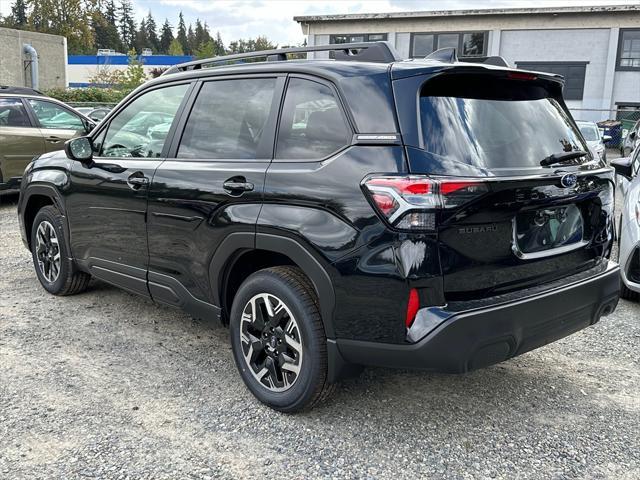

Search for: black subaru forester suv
xmin=18 ymin=43 xmax=620 ymax=412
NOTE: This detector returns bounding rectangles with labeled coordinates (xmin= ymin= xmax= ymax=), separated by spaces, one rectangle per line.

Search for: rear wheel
xmin=620 ymin=280 xmax=639 ymax=301
xmin=31 ymin=206 xmax=90 ymax=295
xmin=229 ymin=266 xmax=334 ymax=412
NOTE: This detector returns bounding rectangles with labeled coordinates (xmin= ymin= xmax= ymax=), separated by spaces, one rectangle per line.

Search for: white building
xmin=295 ymin=4 xmax=640 ymax=122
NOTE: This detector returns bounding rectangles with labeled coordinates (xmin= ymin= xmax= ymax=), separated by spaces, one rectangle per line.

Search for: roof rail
xmin=162 ymin=41 xmax=401 ymax=76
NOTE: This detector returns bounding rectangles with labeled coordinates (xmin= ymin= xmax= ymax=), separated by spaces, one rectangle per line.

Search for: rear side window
xmin=276 ymin=78 xmax=351 ymax=160
xmin=29 ymin=99 xmax=84 ymax=130
xmin=0 ymin=98 xmax=30 ymax=127
xmin=177 ymin=78 xmax=276 ymax=159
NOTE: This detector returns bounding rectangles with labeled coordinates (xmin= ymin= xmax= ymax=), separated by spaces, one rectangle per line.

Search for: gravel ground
xmin=0 ymin=189 xmax=639 ymax=480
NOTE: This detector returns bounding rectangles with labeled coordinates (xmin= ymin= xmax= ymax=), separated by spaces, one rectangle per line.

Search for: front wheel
xmin=31 ymin=206 xmax=90 ymax=295
xmin=229 ymin=266 xmax=334 ymax=412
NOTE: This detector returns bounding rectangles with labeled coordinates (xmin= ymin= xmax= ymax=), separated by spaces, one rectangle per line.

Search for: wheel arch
xmin=21 ymin=185 xmax=66 ymax=251
xmin=209 ymin=232 xmax=337 ymax=339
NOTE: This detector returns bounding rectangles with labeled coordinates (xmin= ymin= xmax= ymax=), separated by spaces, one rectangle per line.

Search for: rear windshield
xmin=419 ymin=80 xmax=591 ymax=172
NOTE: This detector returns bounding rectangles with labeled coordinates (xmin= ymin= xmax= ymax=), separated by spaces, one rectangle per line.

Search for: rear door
xmin=146 ymin=75 xmax=284 ymax=306
xmin=393 ymin=69 xmax=615 ymax=300
xmin=0 ymin=97 xmax=44 ymax=181
xmin=26 ymin=98 xmax=90 ymax=152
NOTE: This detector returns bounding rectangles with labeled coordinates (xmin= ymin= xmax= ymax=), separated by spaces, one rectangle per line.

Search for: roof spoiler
xmin=423 ymin=49 xmax=510 ymax=68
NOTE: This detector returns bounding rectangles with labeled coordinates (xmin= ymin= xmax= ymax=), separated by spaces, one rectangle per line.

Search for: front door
xmin=147 ymin=76 xmax=283 ymax=308
xmin=0 ymin=97 xmax=44 ymax=182
xmin=26 ymin=98 xmax=90 ymax=152
xmin=65 ymin=82 xmax=192 ymax=297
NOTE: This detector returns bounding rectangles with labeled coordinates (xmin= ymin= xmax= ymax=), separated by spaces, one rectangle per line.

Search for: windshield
xmin=419 ymin=96 xmax=591 ymax=172
xmin=578 ymin=124 xmax=600 ymax=141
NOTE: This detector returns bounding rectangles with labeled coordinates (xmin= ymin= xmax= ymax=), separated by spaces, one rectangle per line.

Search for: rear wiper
xmin=540 ymin=150 xmax=587 ymax=167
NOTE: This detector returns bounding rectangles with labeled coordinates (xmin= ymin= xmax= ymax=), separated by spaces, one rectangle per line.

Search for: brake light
xmin=405 ymin=288 xmax=419 ymax=328
xmin=363 ymin=175 xmax=488 ymax=230
xmin=507 ymin=72 xmax=537 ymax=81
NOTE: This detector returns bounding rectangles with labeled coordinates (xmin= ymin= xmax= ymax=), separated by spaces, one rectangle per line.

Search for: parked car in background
xmin=612 ymin=152 xmax=640 ymax=301
xmin=75 ymin=106 xmax=112 ymax=123
xmin=0 ymin=87 xmax=95 ymax=191
xmin=17 ymin=43 xmax=620 ymax=412
xmin=621 ymin=119 xmax=640 ymax=157
xmin=577 ymin=120 xmax=610 ymax=162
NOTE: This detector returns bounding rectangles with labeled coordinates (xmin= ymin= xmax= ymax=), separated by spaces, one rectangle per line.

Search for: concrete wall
xmin=0 ymin=28 xmax=67 ymax=89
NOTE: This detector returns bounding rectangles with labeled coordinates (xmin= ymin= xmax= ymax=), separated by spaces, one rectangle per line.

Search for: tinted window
xmin=177 ymin=78 xmax=276 ymax=159
xmin=101 ymin=84 xmax=188 ymax=158
xmin=419 ymin=83 xmax=590 ymax=172
xmin=29 ymin=100 xmax=84 ymax=130
xmin=276 ymin=78 xmax=350 ymax=160
xmin=0 ymin=98 xmax=31 ymax=127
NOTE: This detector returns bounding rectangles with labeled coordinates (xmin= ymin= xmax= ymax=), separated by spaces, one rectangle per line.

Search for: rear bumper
xmin=335 ymin=261 xmax=620 ymax=374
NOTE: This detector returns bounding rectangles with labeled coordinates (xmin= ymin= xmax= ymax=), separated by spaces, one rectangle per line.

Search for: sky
xmin=0 ymin=0 xmax=638 ymax=46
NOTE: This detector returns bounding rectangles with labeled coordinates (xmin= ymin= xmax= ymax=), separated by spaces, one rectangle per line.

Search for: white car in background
xmin=612 ymin=151 xmax=640 ymax=301
xmin=577 ymin=120 xmax=610 ymax=162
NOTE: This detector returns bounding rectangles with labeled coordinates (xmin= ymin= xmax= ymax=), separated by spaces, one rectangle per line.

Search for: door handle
xmin=127 ymin=172 xmax=149 ymax=190
xmin=45 ymin=136 xmax=63 ymax=143
xmin=223 ymin=177 xmax=254 ymax=193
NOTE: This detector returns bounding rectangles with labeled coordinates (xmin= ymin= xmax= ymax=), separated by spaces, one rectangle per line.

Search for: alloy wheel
xmin=35 ymin=220 xmax=61 ymax=283
xmin=240 ymin=293 xmax=303 ymax=392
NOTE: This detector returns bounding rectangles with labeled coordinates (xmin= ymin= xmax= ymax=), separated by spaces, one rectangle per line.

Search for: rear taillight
xmin=363 ymin=175 xmax=488 ymax=231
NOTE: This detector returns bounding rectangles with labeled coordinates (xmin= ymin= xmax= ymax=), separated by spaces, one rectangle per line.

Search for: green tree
xmin=227 ymin=37 xmax=276 ymax=55
xmin=118 ymin=0 xmax=136 ymax=50
xmin=27 ymin=0 xmax=94 ymax=54
xmin=176 ymin=11 xmax=188 ymax=56
xmin=168 ymin=38 xmax=184 ymax=56
xmin=145 ymin=12 xmax=159 ymax=52
xmin=93 ymin=5 xmax=122 ymax=52
xmin=159 ymin=19 xmax=173 ymax=54
xmin=186 ymin=24 xmax=196 ymax=55
xmin=5 ymin=0 xmax=29 ymax=28
xmin=195 ymin=39 xmax=215 ymax=60
xmin=134 ymin=17 xmax=148 ymax=53
xmin=120 ymin=49 xmax=146 ymax=89
xmin=213 ymin=31 xmax=225 ymax=56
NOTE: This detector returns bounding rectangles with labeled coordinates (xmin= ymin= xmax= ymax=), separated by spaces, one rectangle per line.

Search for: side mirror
xmin=611 ymin=157 xmax=633 ymax=180
xmin=65 ymin=136 xmax=94 ymax=166
xmin=602 ymin=135 xmax=612 ymax=143
xmin=630 ymin=131 xmax=637 ymax=140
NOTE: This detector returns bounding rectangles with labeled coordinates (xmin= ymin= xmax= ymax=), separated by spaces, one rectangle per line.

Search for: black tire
xmin=31 ymin=206 xmax=90 ymax=296
xmin=229 ymin=266 xmax=334 ymax=412
xmin=620 ymin=280 xmax=639 ymax=301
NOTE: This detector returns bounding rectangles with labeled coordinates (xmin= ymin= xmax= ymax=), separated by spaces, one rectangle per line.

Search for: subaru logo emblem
xmin=560 ymin=174 xmax=577 ymax=188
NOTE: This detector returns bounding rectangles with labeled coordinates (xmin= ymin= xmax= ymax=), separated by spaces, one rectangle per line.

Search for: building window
xmin=516 ymin=62 xmax=587 ymax=101
xmin=330 ymin=33 xmax=387 ymax=44
xmin=617 ymin=29 xmax=640 ymax=70
xmin=410 ymin=32 xmax=487 ymax=58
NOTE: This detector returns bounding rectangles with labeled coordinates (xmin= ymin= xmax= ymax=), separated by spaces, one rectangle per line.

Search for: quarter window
xmin=29 ymin=99 xmax=84 ymax=130
xmin=100 ymin=84 xmax=188 ymax=158
xmin=0 ymin=98 xmax=30 ymax=127
xmin=276 ymin=78 xmax=351 ymax=160
xmin=177 ymin=78 xmax=276 ymax=160
xmin=411 ymin=32 xmax=487 ymax=58
xmin=618 ymin=29 xmax=640 ymax=70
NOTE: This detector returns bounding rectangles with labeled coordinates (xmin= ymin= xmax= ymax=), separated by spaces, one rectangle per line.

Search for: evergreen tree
xmin=176 ymin=12 xmax=188 ymax=56
xmin=135 ymin=18 xmax=149 ymax=53
xmin=194 ymin=19 xmax=205 ymax=50
xmin=93 ymin=5 xmax=122 ymax=52
xmin=145 ymin=12 xmax=159 ymax=52
xmin=159 ymin=19 xmax=173 ymax=54
xmin=118 ymin=0 xmax=137 ymax=50
xmin=186 ymin=25 xmax=196 ymax=56
xmin=6 ymin=0 xmax=28 ymax=28
xmin=213 ymin=31 xmax=225 ymax=56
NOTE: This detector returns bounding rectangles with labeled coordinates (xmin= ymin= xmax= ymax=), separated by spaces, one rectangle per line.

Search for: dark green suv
xmin=0 ymin=87 xmax=95 ymax=191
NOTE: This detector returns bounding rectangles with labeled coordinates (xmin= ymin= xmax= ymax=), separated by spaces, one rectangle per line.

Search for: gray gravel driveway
xmin=1 ymin=192 xmax=639 ymax=479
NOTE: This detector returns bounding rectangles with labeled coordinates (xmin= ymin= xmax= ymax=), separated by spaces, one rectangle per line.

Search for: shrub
xmin=43 ymin=87 xmax=129 ymax=105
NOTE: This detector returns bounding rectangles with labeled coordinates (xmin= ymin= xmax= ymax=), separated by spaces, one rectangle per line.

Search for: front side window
xmin=100 ymin=84 xmax=189 ymax=158
xmin=29 ymin=100 xmax=84 ymax=130
xmin=0 ymin=98 xmax=30 ymax=127
xmin=411 ymin=32 xmax=486 ymax=58
xmin=177 ymin=78 xmax=276 ymax=160
xmin=276 ymin=78 xmax=351 ymax=160
xmin=618 ymin=29 xmax=640 ymax=69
